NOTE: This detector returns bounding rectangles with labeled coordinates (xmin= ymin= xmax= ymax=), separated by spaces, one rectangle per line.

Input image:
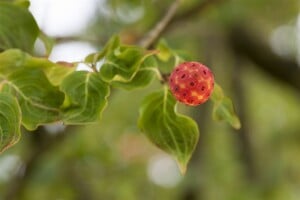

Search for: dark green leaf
xmin=0 ymin=93 xmax=21 ymax=153
xmin=0 ymin=2 xmax=39 ymax=52
xmin=60 ymin=71 xmax=110 ymax=124
xmin=210 ymin=83 xmax=241 ymax=129
xmin=1 ymin=68 xmax=64 ymax=130
xmin=138 ymin=88 xmax=199 ymax=174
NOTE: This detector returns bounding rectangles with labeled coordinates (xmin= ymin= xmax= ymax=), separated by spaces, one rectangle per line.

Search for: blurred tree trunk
xmin=229 ymin=25 xmax=300 ymax=91
xmin=232 ymin=59 xmax=258 ymax=182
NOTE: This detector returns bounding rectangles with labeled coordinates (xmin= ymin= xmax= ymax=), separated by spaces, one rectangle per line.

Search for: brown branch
xmin=53 ymin=0 xmax=224 ymax=50
xmin=54 ymin=36 xmax=101 ymax=44
xmin=170 ymin=0 xmax=225 ymax=27
xmin=138 ymin=0 xmax=226 ymax=49
xmin=139 ymin=0 xmax=182 ymax=49
xmin=229 ymin=25 xmax=300 ymax=91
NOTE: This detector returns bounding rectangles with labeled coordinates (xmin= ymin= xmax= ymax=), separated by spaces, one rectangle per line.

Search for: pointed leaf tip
xmin=139 ymin=88 xmax=199 ymax=174
xmin=177 ymin=160 xmax=187 ymax=175
xmin=211 ymin=83 xmax=241 ymax=129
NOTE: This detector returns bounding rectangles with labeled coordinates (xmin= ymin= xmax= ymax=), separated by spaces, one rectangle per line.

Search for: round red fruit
xmin=169 ymin=61 xmax=214 ymax=106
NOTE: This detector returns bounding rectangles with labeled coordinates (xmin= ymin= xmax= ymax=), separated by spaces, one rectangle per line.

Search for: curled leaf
xmin=0 ymin=93 xmax=21 ymax=153
xmin=111 ymin=56 xmax=158 ymax=90
xmin=60 ymin=71 xmax=110 ymax=124
xmin=1 ymin=68 xmax=64 ymax=130
xmin=0 ymin=49 xmax=75 ymax=85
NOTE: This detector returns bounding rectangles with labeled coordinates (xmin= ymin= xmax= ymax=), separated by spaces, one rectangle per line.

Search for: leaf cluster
xmin=0 ymin=1 xmax=240 ymax=173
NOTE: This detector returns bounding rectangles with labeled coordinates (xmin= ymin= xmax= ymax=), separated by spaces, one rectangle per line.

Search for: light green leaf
xmin=138 ymin=88 xmax=199 ymax=174
xmin=44 ymin=61 xmax=76 ymax=86
xmin=0 ymin=93 xmax=21 ymax=153
xmin=0 ymin=49 xmax=75 ymax=85
xmin=0 ymin=49 xmax=28 ymax=74
xmin=155 ymin=39 xmax=188 ymax=73
xmin=111 ymin=56 xmax=158 ymax=90
xmin=60 ymin=71 xmax=110 ymax=124
xmin=210 ymin=82 xmax=224 ymax=101
xmin=210 ymin=83 xmax=241 ymax=129
xmin=0 ymin=2 xmax=39 ymax=52
xmin=156 ymin=39 xmax=172 ymax=62
xmin=13 ymin=0 xmax=30 ymax=8
xmin=1 ymin=68 xmax=64 ymax=130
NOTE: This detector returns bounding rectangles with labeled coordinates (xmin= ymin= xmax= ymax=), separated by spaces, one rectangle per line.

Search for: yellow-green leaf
xmin=0 ymin=49 xmax=75 ymax=85
xmin=210 ymin=83 xmax=241 ymax=129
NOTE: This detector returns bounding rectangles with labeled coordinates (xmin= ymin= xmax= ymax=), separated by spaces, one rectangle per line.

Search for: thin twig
xmin=171 ymin=0 xmax=225 ymax=26
xmin=139 ymin=0 xmax=182 ymax=49
xmin=54 ymin=36 xmax=100 ymax=44
xmin=138 ymin=0 xmax=226 ymax=49
xmin=53 ymin=0 xmax=224 ymax=49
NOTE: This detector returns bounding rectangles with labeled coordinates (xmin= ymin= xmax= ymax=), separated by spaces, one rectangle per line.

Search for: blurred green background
xmin=0 ymin=0 xmax=300 ymax=199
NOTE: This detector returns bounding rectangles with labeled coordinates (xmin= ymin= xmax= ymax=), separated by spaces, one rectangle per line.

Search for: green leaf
xmin=0 ymin=49 xmax=27 ymax=74
xmin=85 ymin=35 xmax=120 ymax=64
xmin=85 ymin=36 xmax=157 ymax=89
xmin=1 ymin=68 xmax=64 ymax=130
xmin=155 ymin=39 xmax=188 ymax=73
xmin=44 ymin=61 xmax=76 ymax=86
xmin=0 ymin=2 xmax=39 ymax=52
xmin=100 ymin=46 xmax=153 ymax=83
xmin=0 ymin=93 xmax=21 ymax=153
xmin=156 ymin=39 xmax=172 ymax=62
xmin=111 ymin=56 xmax=158 ymax=90
xmin=60 ymin=71 xmax=110 ymax=124
xmin=210 ymin=82 xmax=224 ymax=101
xmin=138 ymin=88 xmax=199 ymax=174
xmin=38 ymin=31 xmax=55 ymax=56
xmin=13 ymin=0 xmax=30 ymax=8
xmin=210 ymin=83 xmax=241 ymax=129
xmin=0 ymin=49 xmax=75 ymax=85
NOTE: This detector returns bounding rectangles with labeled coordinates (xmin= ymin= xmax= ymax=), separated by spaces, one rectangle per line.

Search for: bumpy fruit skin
xmin=169 ymin=61 xmax=214 ymax=106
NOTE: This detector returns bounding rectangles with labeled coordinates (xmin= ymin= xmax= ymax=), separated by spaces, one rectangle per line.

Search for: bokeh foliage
xmin=0 ymin=0 xmax=299 ymax=200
